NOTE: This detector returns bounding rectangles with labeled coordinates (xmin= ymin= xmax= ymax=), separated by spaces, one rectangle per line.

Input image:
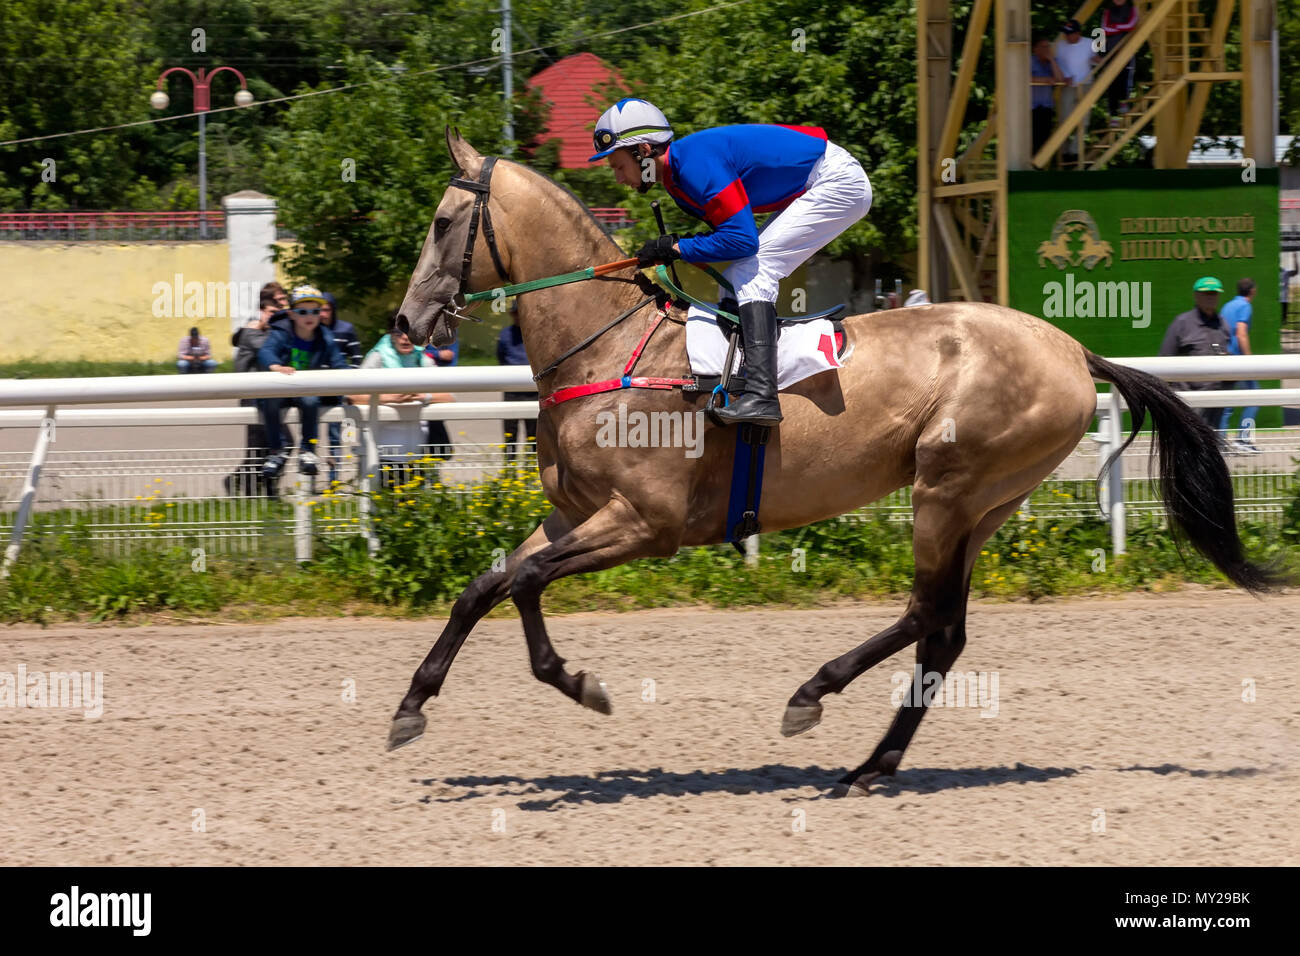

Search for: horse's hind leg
xmin=834 ymin=590 xmax=971 ymax=794
xmin=835 ymin=494 xmax=1026 ymax=793
xmin=781 ymin=485 xmax=976 ymax=737
xmin=510 ymin=495 xmax=674 ymax=711
xmin=387 ymin=509 xmax=573 ymax=751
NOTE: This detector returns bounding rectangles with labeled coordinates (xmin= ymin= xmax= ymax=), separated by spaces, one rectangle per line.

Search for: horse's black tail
xmin=1085 ymin=350 xmax=1288 ymax=594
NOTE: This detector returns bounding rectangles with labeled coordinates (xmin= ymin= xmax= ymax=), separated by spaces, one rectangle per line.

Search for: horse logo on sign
xmin=1037 ymin=209 xmax=1113 ymax=270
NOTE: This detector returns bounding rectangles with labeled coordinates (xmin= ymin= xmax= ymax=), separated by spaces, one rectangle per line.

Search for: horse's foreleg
xmin=510 ymin=494 xmax=669 ymax=712
xmin=387 ymin=509 xmax=573 ymax=751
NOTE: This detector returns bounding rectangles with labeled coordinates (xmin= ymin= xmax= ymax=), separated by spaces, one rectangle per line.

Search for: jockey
xmin=590 ymin=97 xmax=872 ymax=427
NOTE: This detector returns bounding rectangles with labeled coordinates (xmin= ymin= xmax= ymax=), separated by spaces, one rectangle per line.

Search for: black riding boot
xmin=713 ymin=300 xmax=783 ymax=427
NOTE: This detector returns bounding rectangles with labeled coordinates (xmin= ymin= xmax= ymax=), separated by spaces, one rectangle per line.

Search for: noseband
xmin=448 ymin=157 xmax=509 ymax=299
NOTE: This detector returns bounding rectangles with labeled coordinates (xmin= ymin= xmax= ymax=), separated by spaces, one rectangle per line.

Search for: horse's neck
xmin=506 ymin=178 xmax=659 ymax=387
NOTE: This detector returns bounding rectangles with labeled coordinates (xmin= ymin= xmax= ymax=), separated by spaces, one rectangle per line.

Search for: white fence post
xmin=343 ymin=403 xmax=380 ymax=557
xmin=293 ymin=474 xmax=312 ymax=563
xmin=2 ymin=403 xmax=56 ymax=577
xmin=1107 ymin=389 xmax=1127 ymax=556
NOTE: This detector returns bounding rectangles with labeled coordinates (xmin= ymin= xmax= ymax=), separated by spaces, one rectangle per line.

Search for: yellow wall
xmin=0 ymin=241 xmax=299 ymax=363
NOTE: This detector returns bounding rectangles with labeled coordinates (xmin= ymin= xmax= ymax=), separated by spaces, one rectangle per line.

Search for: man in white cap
xmin=591 ymin=98 xmax=872 ymax=427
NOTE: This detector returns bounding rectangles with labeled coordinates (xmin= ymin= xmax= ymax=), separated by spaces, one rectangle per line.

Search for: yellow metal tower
xmin=917 ymin=0 xmax=1279 ymax=304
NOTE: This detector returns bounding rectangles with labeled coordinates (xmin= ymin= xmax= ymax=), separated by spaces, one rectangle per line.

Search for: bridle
xmin=447 ymin=157 xmax=509 ymax=302
xmin=436 ymin=156 xmax=695 ymax=408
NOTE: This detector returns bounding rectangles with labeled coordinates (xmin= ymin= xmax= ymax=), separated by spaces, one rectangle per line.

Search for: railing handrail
xmin=2 ymin=355 xmax=1295 ymax=409
xmin=0 ymin=401 xmax=539 ymax=427
xmin=0 ymin=366 xmax=538 ymax=408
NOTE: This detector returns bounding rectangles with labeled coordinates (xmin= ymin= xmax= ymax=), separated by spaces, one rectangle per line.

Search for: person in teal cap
xmin=1158 ymin=276 xmax=1230 ymax=434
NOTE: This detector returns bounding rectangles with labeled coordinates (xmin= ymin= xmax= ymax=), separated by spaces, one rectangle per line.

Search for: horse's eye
xmin=435 ymin=217 xmax=451 ymax=239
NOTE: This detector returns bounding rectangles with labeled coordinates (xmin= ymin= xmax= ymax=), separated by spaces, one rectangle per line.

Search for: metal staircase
xmin=1053 ymin=0 xmax=1235 ymax=170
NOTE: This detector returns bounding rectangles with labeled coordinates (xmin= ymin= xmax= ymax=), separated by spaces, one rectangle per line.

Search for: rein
xmin=532 ymin=295 xmax=657 ymax=381
xmin=443 ymin=157 xmax=721 ymax=410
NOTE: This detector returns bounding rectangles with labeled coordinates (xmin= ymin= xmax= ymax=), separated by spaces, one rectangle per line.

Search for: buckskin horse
xmin=387 ymin=129 xmax=1279 ymax=794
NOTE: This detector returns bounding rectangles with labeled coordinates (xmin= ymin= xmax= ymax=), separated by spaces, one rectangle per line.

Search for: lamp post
xmin=150 ymin=67 xmax=254 ymax=239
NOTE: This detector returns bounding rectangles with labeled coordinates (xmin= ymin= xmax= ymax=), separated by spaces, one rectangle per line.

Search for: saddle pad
xmin=685 ymin=305 xmax=847 ymax=390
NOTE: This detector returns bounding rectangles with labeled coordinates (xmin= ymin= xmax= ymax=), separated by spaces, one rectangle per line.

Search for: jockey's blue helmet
xmin=589 ymin=98 xmax=673 ymax=162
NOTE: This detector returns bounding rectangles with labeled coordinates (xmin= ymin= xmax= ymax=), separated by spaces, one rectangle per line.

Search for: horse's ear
xmin=445 ymin=126 xmax=482 ymax=177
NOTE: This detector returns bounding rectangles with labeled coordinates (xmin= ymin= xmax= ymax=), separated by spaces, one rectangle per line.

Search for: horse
xmin=389 ymin=128 xmax=1280 ymax=794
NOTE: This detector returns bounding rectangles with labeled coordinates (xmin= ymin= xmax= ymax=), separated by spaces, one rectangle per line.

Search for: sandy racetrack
xmin=1 ymin=591 xmax=1296 ymax=866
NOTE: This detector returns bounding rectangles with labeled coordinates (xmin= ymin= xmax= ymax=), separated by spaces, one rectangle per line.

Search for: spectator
xmin=1281 ymin=255 xmax=1298 ymax=327
xmin=177 ymin=327 xmax=217 ymax=373
xmin=256 ymin=284 xmax=349 ymax=480
xmin=425 ymin=337 xmax=459 ymax=368
xmin=319 ymin=292 xmax=362 ymax=483
xmin=320 ymin=293 xmax=362 ymax=367
xmin=1158 ymin=276 xmax=1229 ymax=434
xmin=224 ymin=283 xmax=289 ymax=495
xmin=1101 ymin=0 xmax=1139 ymax=124
xmin=1055 ymin=19 xmax=1098 ymax=163
xmin=1030 ymin=37 xmax=1065 ymax=154
xmin=1218 ymin=278 xmax=1260 ymax=453
xmin=497 ymin=304 xmax=536 ymax=462
xmin=347 ymin=317 xmax=454 ymax=487
xmin=233 ymin=284 xmax=287 ymax=372
xmin=423 ymin=334 xmax=459 ymax=452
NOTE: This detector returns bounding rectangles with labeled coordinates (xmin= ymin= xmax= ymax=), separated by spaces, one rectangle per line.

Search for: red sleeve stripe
xmin=778 ymin=125 xmax=828 ymax=140
xmin=704 ymin=178 xmax=750 ymax=225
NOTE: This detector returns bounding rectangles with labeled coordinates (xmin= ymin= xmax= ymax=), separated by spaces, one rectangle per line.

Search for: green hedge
xmin=1 ymin=460 xmax=1295 ymax=624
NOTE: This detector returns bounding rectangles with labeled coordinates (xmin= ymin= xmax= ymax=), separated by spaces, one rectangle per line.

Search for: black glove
xmin=636 ymin=234 xmax=680 ymax=267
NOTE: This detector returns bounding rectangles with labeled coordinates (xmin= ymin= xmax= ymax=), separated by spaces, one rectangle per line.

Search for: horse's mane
xmin=500 ymin=159 xmax=625 ymax=257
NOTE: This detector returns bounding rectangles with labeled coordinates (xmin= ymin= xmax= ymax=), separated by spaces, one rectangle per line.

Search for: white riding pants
xmin=724 ymin=140 xmax=872 ymax=305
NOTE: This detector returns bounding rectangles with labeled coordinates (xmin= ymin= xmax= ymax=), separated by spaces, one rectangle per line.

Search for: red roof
xmin=526 ymin=53 xmax=627 ymax=168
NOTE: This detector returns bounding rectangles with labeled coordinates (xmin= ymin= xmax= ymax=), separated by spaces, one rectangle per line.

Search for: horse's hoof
xmin=386 ymin=713 xmax=427 ymax=752
xmin=832 ymin=751 xmax=903 ymax=796
xmin=878 ymin=750 xmax=903 ymax=774
xmin=781 ymin=702 xmax=823 ymax=737
xmin=831 ymin=774 xmax=879 ymax=798
xmin=578 ymin=671 xmax=612 ymax=715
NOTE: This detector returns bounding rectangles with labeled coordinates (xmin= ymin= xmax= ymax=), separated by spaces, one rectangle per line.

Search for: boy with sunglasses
xmin=256 ymin=284 xmax=349 ymax=479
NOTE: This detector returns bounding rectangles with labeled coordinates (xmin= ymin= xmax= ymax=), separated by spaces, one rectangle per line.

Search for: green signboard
xmin=1008 ymin=168 xmax=1281 ymax=425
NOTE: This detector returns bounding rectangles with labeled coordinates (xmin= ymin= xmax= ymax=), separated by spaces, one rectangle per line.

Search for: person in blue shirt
xmin=423 ymin=334 xmax=458 ymax=451
xmin=591 ymin=98 xmax=872 ymax=426
xmin=1030 ymin=37 xmax=1065 ymax=153
xmin=256 ymin=284 xmax=350 ymax=479
xmin=1218 ymin=278 xmax=1260 ymax=452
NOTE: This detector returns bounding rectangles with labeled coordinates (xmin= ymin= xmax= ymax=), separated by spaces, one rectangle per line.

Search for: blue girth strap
xmin=725 ymin=423 xmax=770 ymax=552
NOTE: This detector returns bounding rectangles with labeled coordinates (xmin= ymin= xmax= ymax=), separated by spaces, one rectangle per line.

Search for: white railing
xmin=1 ymin=357 xmax=1297 ymax=570
xmin=0 ymin=367 xmax=537 ymax=573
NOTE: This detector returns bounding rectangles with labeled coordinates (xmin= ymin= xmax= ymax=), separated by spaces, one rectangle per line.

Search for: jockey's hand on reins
xmin=636 ymin=234 xmax=680 ymax=266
